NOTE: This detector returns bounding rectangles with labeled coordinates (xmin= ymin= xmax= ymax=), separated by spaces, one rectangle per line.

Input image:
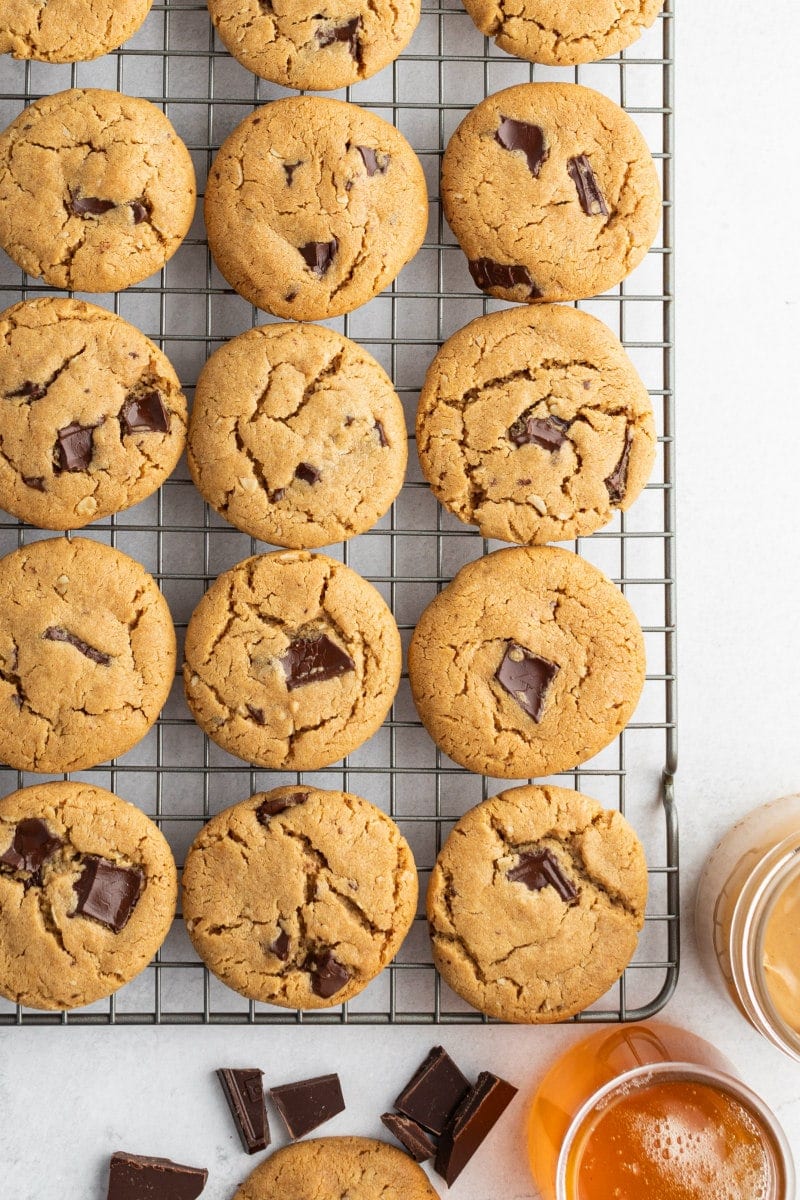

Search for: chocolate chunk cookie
xmin=462 ymin=0 xmax=663 ymax=67
xmin=0 ymin=89 xmax=196 ymax=292
xmin=0 ymin=537 xmax=176 ymax=773
xmin=207 ymin=0 xmax=420 ymax=91
xmin=205 ymin=97 xmax=428 ymax=321
xmin=183 ymin=787 xmax=417 ymax=1008
xmin=408 ymin=545 xmax=645 ymax=778
xmin=427 ymin=784 xmax=648 ymax=1022
xmin=0 ymin=781 xmax=177 ymax=1010
xmin=0 ymin=298 xmax=187 ymax=530
xmin=416 ymin=304 xmax=655 ymax=544
xmin=183 ymin=550 xmax=401 ymax=770
xmin=0 ymin=0 xmax=153 ymax=62
xmin=188 ymin=323 xmax=406 ymax=549
xmin=234 ymin=1138 xmax=440 ymax=1200
xmin=442 ymin=83 xmax=661 ymax=303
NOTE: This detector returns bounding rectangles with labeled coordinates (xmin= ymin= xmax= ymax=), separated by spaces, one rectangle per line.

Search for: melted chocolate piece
xmin=299 ymin=238 xmax=338 ymax=277
xmin=495 ymin=641 xmax=559 ymax=723
xmin=380 ymin=1113 xmax=437 ymax=1163
xmin=270 ymin=928 xmax=291 ymax=960
xmin=43 ymin=626 xmax=111 ymax=666
xmin=567 ymin=154 xmax=609 ymax=217
xmin=8 ymin=380 xmax=46 ymax=400
xmin=53 ymin=420 xmax=96 ymax=472
xmin=394 ymin=1046 xmax=471 ymax=1136
xmin=308 ymin=950 xmax=350 ymax=999
xmin=130 ymin=200 xmax=149 ymax=224
xmin=495 ymin=117 xmax=548 ymax=177
xmin=605 ymin=428 xmax=634 ymax=504
xmin=73 ymin=856 xmax=144 ymax=933
xmin=70 ymin=194 xmax=116 ymax=217
xmin=0 ymin=819 xmax=62 ymax=876
xmin=294 ymin=462 xmax=320 ymax=485
xmin=507 ymin=847 xmax=578 ymax=903
xmin=246 ymin=703 xmax=266 ymax=725
xmin=284 ymin=161 xmax=302 ymax=186
xmin=22 ymin=475 xmax=45 ymax=491
xmin=256 ymin=792 xmax=309 ymax=824
xmin=280 ymin=634 xmax=354 ymax=691
xmin=468 ymin=257 xmax=542 ymax=298
xmin=270 ymin=1073 xmax=345 ymax=1140
xmin=434 ymin=1072 xmax=518 ymax=1186
xmin=355 ymin=145 xmax=389 ymax=176
xmin=217 ymin=1068 xmax=270 ymax=1154
xmin=508 ymin=412 xmax=570 ymax=450
xmin=106 ymin=1152 xmax=208 ymax=1200
xmin=119 ymin=390 xmax=170 ymax=436
xmin=374 ymin=419 xmax=388 ymax=447
xmin=316 ymin=15 xmax=361 ymax=58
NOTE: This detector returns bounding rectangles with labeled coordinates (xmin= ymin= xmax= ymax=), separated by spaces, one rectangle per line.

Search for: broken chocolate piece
xmin=508 ymin=412 xmax=570 ymax=450
xmin=256 ymin=792 xmax=309 ymax=823
xmin=495 ymin=117 xmax=548 ymax=177
xmin=271 ymin=1073 xmax=345 ymax=1139
xmin=217 ymin=1068 xmax=270 ymax=1154
xmin=119 ymin=390 xmax=170 ymax=436
xmin=374 ymin=420 xmax=388 ymax=447
xmin=0 ymin=819 xmax=62 ymax=875
xmin=468 ymin=257 xmax=542 ymax=298
xmin=246 ymin=704 xmax=266 ymax=725
xmin=7 ymin=380 xmax=46 ymax=400
xmin=308 ymin=950 xmax=350 ymax=999
xmin=507 ymin=847 xmax=578 ymax=904
xmin=294 ymin=462 xmax=320 ymax=485
xmin=130 ymin=200 xmax=149 ymax=224
xmin=280 ymin=634 xmax=354 ymax=691
xmin=434 ymin=1072 xmax=518 ymax=1186
xmin=316 ymin=15 xmax=361 ymax=58
xmin=355 ymin=145 xmax=389 ymax=176
xmin=70 ymin=194 xmax=116 ymax=217
xmin=380 ymin=1113 xmax=437 ymax=1163
xmin=299 ymin=238 xmax=338 ymax=277
xmin=604 ymin=428 xmax=633 ymax=504
xmin=106 ymin=1152 xmax=207 ymax=1200
xmin=567 ymin=154 xmax=609 ymax=217
xmin=43 ymin=626 xmax=111 ymax=666
xmin=393 ymin=1046 xmax=471 ymax=1136
xmin=21 ymin=475 xmax=45 ymax=491
xmin=73 ymin=856 xmax=144 ymax=933
xmin=53 ymin=420 xmax=96 ymax=472
xmin=495 ymin=641 xmax=559 ymax=723
xmin=283 ymin=161 xmax=302 ymax=186
xmin=270 ymin=928 xmax=291 ymax=959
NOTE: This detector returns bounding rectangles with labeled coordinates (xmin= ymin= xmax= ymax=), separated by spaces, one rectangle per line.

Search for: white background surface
xmin=3 ymin=2 xmax=800 ymax=1197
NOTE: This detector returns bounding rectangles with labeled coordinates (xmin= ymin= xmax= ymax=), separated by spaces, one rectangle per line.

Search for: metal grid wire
xmin=0 ymin=0 xmax=676 ymax=1024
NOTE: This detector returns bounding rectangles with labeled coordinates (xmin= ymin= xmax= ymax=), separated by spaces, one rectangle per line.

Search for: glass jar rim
xmin=554 ymin=1060 xmax=796 ymax=1200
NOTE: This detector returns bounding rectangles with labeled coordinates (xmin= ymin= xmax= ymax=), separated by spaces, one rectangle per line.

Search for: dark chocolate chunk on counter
xmin=106 ymin=1152 xmax=207 ymax=1200
xmin=567 ymin=154 xmax=609 ymax=217
xmin=299 ymin=238 xmax=338 ymax=277
xmin=495 ymin=117 xmax=547 ymax=177
xmin=73 ymin=856 xmax=144 ymax=933
xmin=217 ymin=1068 xmax=270 ymax=1154
xmin=271 ymin=1072 xmax=345 ymax=1140
xmin=380 ymin=1112 xmax=437 ymax=1162
xmin=495 ymin=642 xmax=559 ymax=723
xmin=507 ymin=848 xmax=578 ymax=904
xmin=0 ymin=819 xmax=62 ymax=875
xmin=280 ymin=635 xmax=354 ymax=691
xmin=508 ymin=412 xmax=570 ymax=450
xmin=54 ymin=420 xmax=96 ymax=472
xmin=434 ymin=1071 xmax=518 ymax=1186
xmin=605 ymin=428 xmax=634 ymax=504
xmin=393 ymin=1045 xmax=471 ymax=1136
xmin=468 ymin=257 xmax=542 ymax=298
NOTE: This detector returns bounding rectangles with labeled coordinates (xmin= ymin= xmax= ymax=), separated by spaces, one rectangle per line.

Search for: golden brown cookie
xmin=205 ymin=97 xmax=428 ymax=321
xmin=183 ymin=787 xmax=418 ymax=1008
xmin=234 ymin=1138 xmax=440 ymax=1200
xmin=416 ymin=304 xmax=655 ymax=544
xmin=188 ymin=323 xmax=407 ymax=549
xmin=0 ymin=298 xmax=187 ymax=530
xmin=0 ymin=0 xmax=153 ymax=62
xmin=408 ymin=546 xmax=645 ymax=778
xmin=0 ymin=537 xmax=176 ymax=773
xmin=427 ymin=784 xmax=648 ymax=1022
xmin=0 ymin=781 xmax=177 ymax=1011
xmin=207 ymin=0 xmax=420 ymax=91
xmin=441 ymin=83 xmax=661 ymax=303
xmin=183 ymin=550 xmax=401 ymax=770
xmin=0 ymin=89 xmax=196 ymax=292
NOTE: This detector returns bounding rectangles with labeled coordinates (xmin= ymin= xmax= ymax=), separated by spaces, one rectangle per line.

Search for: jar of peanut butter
xmin=695 ymin=794 xmax=800 ymax=1061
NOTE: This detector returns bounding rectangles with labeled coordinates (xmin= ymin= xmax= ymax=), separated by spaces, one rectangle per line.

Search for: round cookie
xmin=407 ymin=545 xmax=645 ymax=778
xmin=427 ymin=784 xmax=648 ymax=1022
xmin=441 ymin=83 xmax=661 ymax=304
xmin=205 ymin=97 xmax=428 ymax=321
xmin=0 ymin=0 xmax=153 ymax=63
xmin=207 ymin=0 xmax=420 ymax=91
xmin=0 ymin=537 xmax=176 ymax=773
xmin=0 ymin=298 xmax=188 ymax=530
xmin=416 ymin=304 xmax=656 ymax=545
xmin=461 ymin=0 xmax=663 ymax=67
xmin=0 ymin=781 xmax=177 ymax=1011
xmin=0 ymin=89 xmax=196 ymax=292
xmin=188 ymin=323 xmax=406 ymax=549
xmin=183 ymin=550 xmax=401 ymax=770
xmin=234 ymin=1138 xmax=440 ymax=1200
xmin=183 ymin=787 xmax=418 ymax=1008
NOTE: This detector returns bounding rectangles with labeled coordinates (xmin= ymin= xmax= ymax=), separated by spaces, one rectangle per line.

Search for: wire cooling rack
xmin=0 ymin=0 xmax=676 ymax=1025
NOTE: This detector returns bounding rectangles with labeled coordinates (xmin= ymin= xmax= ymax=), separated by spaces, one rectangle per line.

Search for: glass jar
xmin=695 ymin=794 xmax=800 ymax=1060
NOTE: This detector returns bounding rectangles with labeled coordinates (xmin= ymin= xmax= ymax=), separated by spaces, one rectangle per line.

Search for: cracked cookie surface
xmin=183 ymin=550 xmax=401 ymax=770
xmin=188 ymin=322 xmax=406 ymax=549
xmin=0 ymin=536 xmax=176 ymax=772
xmin=427 ymin=784 xmax=647 ymax=1022
xmin=441 ymin=83 xmax=660 ymax=303
xmin=205 ymin=96 xmax=428 ymax=321
xmin=0 ymin=297 xmax=187 ymax=530
xmin=0 ymin=781 xmax=177 ymax=1010
xmin=0 ymin=88 xmax=196 ymax=292
xmin=0 ymin=0 xmax=153 ymax=63
xmin=183 ymin=787 xmax=418 ymax=1008
xmin=408 ymin=545 xmax=645 ymax=778
xmin=462 ymin=0 xmax=663 ymax=67
xmin=235 ymin=1137 xmax=440 ymax=1200
xmin=416 ymin=304 xmax=655 ymax=545
xmin=207 ymin=0 xmax=420 ymax=91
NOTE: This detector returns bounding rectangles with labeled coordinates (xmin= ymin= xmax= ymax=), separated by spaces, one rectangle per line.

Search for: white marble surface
xmin=4 ymin=3 xmax=800 ymax=1197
